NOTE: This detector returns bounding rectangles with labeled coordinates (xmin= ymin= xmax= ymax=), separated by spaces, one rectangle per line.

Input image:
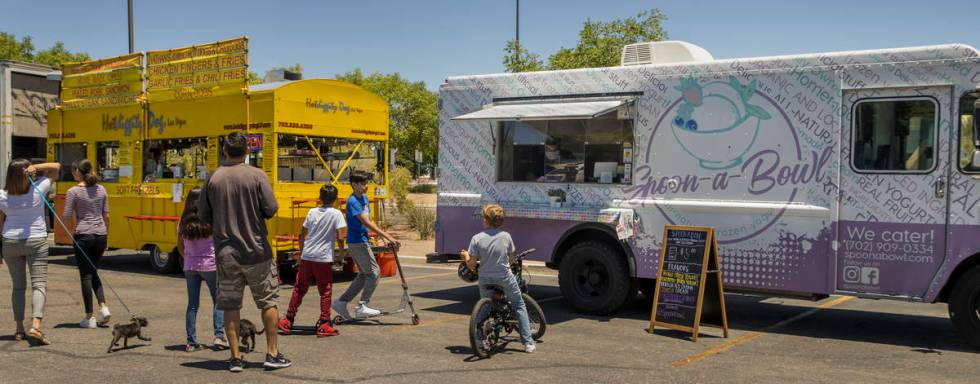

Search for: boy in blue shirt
xmin=333 ymin=171 xmax=398 ymax=320
xmin=460 ymin=204 xmax=535 ymax=353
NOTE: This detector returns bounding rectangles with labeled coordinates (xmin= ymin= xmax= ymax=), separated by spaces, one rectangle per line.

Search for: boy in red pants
xmin=278 ymin=184 xmax=345 ymax=337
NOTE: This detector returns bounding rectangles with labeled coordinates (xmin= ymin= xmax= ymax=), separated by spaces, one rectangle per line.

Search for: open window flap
xmin=452 ymin=99 xmax=628 ymax=122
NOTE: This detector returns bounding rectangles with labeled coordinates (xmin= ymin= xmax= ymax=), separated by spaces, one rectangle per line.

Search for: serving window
xmin=54 ymin=142 xmax=87 ymax=182
xmin=276 ymin=134 xmax=385 ymax=184
xmin=497 ymin=109 xmax=634 ymax=184
xmin=96 ymin=141 xmax=120 ymax=182
xmin=142 ymin=137 xmax=208 ymax=182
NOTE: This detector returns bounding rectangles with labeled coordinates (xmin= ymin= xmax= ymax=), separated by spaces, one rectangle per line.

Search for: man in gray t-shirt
xmin=198 ymin=132 xmax=290 ymax=371
xmin=460 ymin=204 xmax=536 ymax=353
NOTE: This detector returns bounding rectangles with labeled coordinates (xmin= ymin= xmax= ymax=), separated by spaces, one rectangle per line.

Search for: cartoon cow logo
xmin=671 ymin=76 xmax=772 ymax=170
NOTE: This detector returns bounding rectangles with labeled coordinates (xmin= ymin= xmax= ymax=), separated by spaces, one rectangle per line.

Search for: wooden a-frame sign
xmin=648 ymin=225 xmax=729 ymax=342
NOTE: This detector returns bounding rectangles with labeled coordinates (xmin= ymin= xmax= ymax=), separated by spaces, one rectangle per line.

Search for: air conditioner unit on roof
xmin=621 ymin=41 xmax=714 ymax=66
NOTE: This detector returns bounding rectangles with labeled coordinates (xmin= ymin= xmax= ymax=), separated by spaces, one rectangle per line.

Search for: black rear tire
xmin=558 ymin=241 xmax=631 ymax=315
xmin=523 ymin=294 xmax=546 ymax=340
xmin=948 ymin=265 xmax=980 ymax=349
xmin=147 ymin=245 xmax=179 ymax=273
xmin=469 ymin=298 xmax=495 ymax=358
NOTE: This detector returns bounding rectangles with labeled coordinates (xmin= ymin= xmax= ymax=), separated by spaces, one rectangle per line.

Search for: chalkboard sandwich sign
xmin=648 ymin=225 xmax=729 ymax=341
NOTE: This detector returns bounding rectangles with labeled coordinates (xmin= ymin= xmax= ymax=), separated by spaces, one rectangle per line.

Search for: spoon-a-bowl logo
xmin=625 ymin=76 xmax=832 ymax=243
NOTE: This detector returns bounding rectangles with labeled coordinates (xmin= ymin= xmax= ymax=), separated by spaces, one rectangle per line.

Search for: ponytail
xmin=73 ymin=159 xmax=99 ymax=187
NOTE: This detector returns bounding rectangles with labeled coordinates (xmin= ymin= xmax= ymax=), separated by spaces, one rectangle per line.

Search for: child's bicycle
xmin=465 ymin=248 xmax=546 ymax=358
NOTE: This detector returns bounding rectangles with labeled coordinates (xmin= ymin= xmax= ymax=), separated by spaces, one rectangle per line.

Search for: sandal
xmin=26 ymin=328 xmax=50 ymax=346
xmin=13 ymin=331 xmax=26 ymax=341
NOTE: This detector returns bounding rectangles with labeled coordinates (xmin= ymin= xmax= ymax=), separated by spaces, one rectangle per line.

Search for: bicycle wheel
xmin=523 ymin=293 xmax=547 ymax=340
xmin=469 ymin=298 xmax=496 ymax=358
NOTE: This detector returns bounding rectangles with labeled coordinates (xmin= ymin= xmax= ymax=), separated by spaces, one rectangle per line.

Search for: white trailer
xmin=0 ymin=60 xmax=61 ymax=181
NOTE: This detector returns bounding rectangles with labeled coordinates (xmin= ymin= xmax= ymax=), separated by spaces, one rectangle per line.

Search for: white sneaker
xmin=524 ymin=343 xmax=536 ymax=353
xmin=332 ymin=300 xmax=352 ymax=320
xmin=212 ymin=336 xmax=229 ymax=350
xmin=80 ymin=317 xmax=97 ymax=329
xmin=97 ymin=306 xmax=111 ymax=326
xmin=354 ymin=302 xmax=381 ymax=318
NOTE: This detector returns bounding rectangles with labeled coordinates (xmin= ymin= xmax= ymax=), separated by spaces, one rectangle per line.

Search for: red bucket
xmin=377 ymin=252 xmax=397 ymax=277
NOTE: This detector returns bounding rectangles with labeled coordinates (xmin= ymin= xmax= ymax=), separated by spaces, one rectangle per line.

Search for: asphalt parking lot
xmin=1 ymin=247 xmax=977 ymax=383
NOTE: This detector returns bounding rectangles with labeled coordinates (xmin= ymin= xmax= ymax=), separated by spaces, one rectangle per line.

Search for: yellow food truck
xmin=47 ymin=79 xmax=390 ymax=272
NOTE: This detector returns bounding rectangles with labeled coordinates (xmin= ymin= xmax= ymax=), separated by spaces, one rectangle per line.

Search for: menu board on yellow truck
xmin=145 ymin=37 xmax=248 ymax=102
xmin=61 ymin=53 xmax=144 ymax=110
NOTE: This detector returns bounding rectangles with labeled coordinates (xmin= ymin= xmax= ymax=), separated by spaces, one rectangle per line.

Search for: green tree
xmin=502 ymin=39 xmax=544 ymax=73
xmin=501 ymin=9 xmax=668 ymax=72
xmin=248 ymin=71 xmax=263 ymax=85
xmin=34 ymin=41 xmax=90 ymax=67
xmin=0 ymin=32 xmax=35 ymax=62
xmin=335 ymin=69 xmax=438 ymax=176
xmin=0 ymin=32 xmax=89 ymax=68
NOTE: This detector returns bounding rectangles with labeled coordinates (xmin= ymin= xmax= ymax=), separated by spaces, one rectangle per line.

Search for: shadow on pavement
xmin=414 ymin=284 xmax=974 ymax=353
xmin=107 ymin=344 xmax=149 ymax=353
xmin=181 ymin=359 xmax=265 ymax=371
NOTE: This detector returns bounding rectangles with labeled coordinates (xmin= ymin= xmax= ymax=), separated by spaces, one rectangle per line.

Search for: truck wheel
xmin=558 ymin=241 xmax=631 ymax=315
xmin=147 ymin=244 xmax=179 ymax=274
xmin=949 ymin=265 xmax=980 ymax=349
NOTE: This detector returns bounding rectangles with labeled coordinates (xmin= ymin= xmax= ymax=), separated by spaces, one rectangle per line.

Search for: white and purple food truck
xmin=435 ymin=41 xmax=980 ymax=347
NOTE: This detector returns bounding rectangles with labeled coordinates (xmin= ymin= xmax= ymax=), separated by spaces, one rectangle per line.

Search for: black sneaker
xmin=263 ymin=352 xmax=292 ymax=370
xmin=229 ymin=357 xmax=245 ymax=372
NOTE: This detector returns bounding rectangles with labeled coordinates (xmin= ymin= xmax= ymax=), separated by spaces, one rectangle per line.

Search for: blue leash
xmin=28 ymin=175 xmax=135 ymax=317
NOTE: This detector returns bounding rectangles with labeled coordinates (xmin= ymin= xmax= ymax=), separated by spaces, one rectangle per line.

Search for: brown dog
xmin=107 ymin=316 xmax=151 ymax=353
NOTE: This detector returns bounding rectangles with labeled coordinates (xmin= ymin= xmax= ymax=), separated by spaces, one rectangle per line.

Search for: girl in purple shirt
xmin=178 ymin=187 xmax=227 ymax=352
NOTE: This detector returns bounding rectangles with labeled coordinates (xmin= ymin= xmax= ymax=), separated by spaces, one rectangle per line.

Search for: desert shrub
xmin=409 ymin=184 xmax=437 ymax=194
xmin=390 ymin=167 xmax=413 ymax=214
xmin=407 ymin=206 xmax=436 ymax=240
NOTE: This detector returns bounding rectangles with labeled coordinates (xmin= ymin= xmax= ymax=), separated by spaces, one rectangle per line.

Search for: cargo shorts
xmin=216 ymin=248 xmax=280 ymax=311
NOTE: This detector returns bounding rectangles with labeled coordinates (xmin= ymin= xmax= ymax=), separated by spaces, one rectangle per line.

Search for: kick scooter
xmin=333 ymin=242 xmax=421 ymax=325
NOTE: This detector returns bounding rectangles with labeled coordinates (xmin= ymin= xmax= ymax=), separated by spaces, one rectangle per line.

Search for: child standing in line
xmin=278 ymin=184 xmax=345 ymax=337
xmin=178 ymin=187 xmax=228 ymax=352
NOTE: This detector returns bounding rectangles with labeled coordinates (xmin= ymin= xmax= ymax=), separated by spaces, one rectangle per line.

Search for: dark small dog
xmin=238 ymin=319 xmax=265 ymax=353
xmin=107 ymin=316 xmax=151 ymax=353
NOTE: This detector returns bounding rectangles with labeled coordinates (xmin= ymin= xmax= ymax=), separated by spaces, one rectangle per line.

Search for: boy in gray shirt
xmin=460 ymin=204 xmax=535 ymax=353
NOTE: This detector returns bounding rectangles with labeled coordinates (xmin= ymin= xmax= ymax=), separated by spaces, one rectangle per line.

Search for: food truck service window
xmin=142 ymin=137 xmax=208 ymax=182
xmin=958 ymin=91 xmax=980 ymax=173
xmin=852 ymin=98 xmax=937 ymax=172
xmin=277 ymin=134 xmax=385 ymax=184
xmin=218 ymin=134 xmax=265 ymax=169
xmin=497 ymin=109 xmax=634 ymax=184
xmin=96 ymin=141 xmax=120 ymax=182
xmin=55 ymin=142 xmax=87 ymax=182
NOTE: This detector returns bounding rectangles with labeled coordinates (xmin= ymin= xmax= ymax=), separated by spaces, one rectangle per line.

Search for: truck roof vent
xmin=264 ymin=69 xmax=302 ymax=83
xmin=621 ymin=41 xmax=714 ymax=66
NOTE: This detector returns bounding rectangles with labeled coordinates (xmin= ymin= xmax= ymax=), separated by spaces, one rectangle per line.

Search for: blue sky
xmin=2 ymin=0 xmax=977 ymax=90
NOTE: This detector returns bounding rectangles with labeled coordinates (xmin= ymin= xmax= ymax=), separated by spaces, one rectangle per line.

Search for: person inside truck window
xmin=144 ymin=148 xmax=163 ymax=181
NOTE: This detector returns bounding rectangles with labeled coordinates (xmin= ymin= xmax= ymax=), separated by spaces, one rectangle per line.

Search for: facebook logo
xmin=860 ymin=267 xmax=879 ymax=286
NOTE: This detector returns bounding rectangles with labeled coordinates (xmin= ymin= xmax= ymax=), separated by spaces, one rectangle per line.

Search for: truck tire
xmin=558 ymin=241 xmax=631 ymax=315
xmin=147 ymin=244 xmax=179 ymax=274
xmin=949 ymin=265 xmax=980 ymax=349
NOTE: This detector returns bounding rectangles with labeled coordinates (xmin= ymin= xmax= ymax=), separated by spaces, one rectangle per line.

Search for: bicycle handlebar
xmin=513 ymin=248 xmax=536 ymax=263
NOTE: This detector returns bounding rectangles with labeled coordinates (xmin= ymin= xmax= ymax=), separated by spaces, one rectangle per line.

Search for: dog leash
xmin=28 ymin=175 xmax=136 ymax=318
